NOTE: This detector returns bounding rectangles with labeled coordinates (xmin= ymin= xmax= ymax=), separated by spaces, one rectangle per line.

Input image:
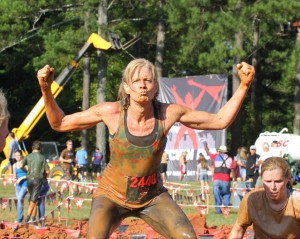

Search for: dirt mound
xmin=0 ymin=213 xmax=231 ymax=239
xmin=0 ymin=221 xmax=87 ymax=239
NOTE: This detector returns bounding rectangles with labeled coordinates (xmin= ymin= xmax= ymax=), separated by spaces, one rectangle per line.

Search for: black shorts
xmin=159 ymin=163 xmax=167 ymax=173
xmin=77 ymin=165 xmax=87 ymax=174
xmin=92 ymin=164 xmax=101 ymax=173
xmin=27 ymin=178 xmax=43 ymax=203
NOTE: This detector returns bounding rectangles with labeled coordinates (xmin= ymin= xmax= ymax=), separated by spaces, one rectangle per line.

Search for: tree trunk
xmin=293 ymin=28 xmax=300 ymax=134
xmin=230 ymin=29 xmax=243 ymax=155
xmin=155 ymin=0 xmax=166 ymax=78
xmin=82 ymin=56 xmax=90 ymax=147
xmin=251 ymin=16 xmax=259 ymax=108
xmin=251 ymin=16 xmax=261 ymax=135
xmin=97 ymin=0 xmax=108 ymax=162
xmin=81 ymin=11 xmax=91 ymax=148
xmin=230 ymin=1 xmax=246 ymax=155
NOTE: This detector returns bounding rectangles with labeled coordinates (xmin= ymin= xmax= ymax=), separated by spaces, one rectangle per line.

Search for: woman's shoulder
xmin=291 ymin=190 xmax=300 ymax=202
xmin=244 ymin=188 xmax=265 ymax=201
xmin=94 ymin=101 xmax=122 ymax=113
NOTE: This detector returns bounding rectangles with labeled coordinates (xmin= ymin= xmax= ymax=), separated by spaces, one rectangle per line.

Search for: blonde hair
xmin=0 ymin=89 xmax=10 ymax=126
xmin=239 ymin=146 xmax=248 ymax=160
xmin=261 ymin=157 xmax=291 ymax=179
xmin=118 ymin=58 xmax=158 ymax=109
xmin=261 ymin=157 xmax=292 ymax=189
xmin=197 ymin=153 xmax=208 ymax=169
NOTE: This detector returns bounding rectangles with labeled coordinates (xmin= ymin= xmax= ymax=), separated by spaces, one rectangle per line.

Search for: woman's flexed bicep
xmin=49 ymin=102 xmax=120 ymax=132
xmin=165 ymin=103 xmax=221 ymax=131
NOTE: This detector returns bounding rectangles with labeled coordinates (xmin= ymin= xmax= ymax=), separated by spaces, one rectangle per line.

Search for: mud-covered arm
xmin=37 ymin=65 xmax=119 ymax=132
xmin=228 ymin=223 xmax=247 ymax=239
xmin=166 ymin=62 xmax=255 ymax=130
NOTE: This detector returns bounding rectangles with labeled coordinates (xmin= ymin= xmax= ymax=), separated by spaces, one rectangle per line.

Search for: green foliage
xmin=0 ymin=0 xmax=300 ymax=151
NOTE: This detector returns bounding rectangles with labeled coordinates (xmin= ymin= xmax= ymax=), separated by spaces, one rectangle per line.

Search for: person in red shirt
xmin=211 ymin=145 xmax=235 ymax=214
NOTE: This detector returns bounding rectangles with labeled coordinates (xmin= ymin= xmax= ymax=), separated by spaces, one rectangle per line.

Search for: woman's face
xmin=15 ymin=152 xmax=22 ymax=161
xmin=262 ymin=168 xmax=289 ymax=203
xmin=124 ymin=66 xmax=157 ymax=104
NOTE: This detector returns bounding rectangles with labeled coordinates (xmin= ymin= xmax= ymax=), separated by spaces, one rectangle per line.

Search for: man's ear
xmin=124 ymin=82 xmax=130 ymax=94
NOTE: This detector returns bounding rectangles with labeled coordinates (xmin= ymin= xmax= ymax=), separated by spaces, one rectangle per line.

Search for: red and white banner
xmin=158 ymin=75 xmax=228 ymax=181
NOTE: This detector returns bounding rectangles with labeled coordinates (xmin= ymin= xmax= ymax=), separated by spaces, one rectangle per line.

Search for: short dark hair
xmin=32 ymin=140 xmax=41 ymax=150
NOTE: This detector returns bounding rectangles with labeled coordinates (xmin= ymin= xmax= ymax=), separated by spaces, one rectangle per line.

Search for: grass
xmin=166 ymin=181 xmax=239 ymax=227
xmin=0 ymin=178 xmax=240 ymax=227
xmin=2 ymin=178 xmax=299 ymax=236
xmin=4 ymin=178 xmax=299 ymax=227
xmin=0 ymin=179 xmax=93 ymax=224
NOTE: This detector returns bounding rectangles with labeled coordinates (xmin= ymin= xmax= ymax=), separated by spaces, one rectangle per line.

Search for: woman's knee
xmin=171 ymin=224 xmax=197 ymax=239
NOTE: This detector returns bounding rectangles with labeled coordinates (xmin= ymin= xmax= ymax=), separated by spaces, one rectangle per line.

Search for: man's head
xmin=118 ymin=58 xmax=158 ymax=109
xmin=218 ymin=145 xmax=227 ymax=153
xmin=249 ymin=145 xmax=256 ymax=155
xmin=32 ymin=140 xmax=41 ymax=150
xmin=0 ymin=89 xmax=9 ymax=151
xmin=261 ymin=157 xmax=291 ymax=202
xmin=66 ymin=140 xmax=73 ymax=150
xmin=271 ymin=140 xmax=279 ymax=148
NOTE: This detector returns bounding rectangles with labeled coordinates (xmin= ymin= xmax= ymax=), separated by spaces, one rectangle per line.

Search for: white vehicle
xmin=254 ymin=128 xmax=300 ymax=161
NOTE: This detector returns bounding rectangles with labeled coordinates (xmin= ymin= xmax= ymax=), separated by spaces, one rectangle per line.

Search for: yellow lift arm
xmin=2 ymin=33 xmax=112 ymax=159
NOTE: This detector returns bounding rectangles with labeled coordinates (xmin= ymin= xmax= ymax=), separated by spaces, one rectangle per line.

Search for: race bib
xmin=126 ymin=172 xmax=158 ymax=202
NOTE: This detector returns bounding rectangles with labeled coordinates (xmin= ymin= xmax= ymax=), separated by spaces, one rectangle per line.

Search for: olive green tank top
xmin=94 ymin=101 xmax=167 ymax=209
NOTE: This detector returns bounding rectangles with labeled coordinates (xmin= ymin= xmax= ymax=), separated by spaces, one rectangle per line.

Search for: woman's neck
xmin=268 ymin=190 xmax=289 ymax=211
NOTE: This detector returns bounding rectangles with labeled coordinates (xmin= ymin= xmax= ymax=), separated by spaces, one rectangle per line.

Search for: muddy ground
xmin=0 ymin=213 xmax=233 ymax=239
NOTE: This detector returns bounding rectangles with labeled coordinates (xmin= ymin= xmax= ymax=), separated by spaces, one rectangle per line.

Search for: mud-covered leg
xmin=140 ymin=192 xmax=197 ymax=239
xmin=87 ymin=196 xmax=122 ymax=239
